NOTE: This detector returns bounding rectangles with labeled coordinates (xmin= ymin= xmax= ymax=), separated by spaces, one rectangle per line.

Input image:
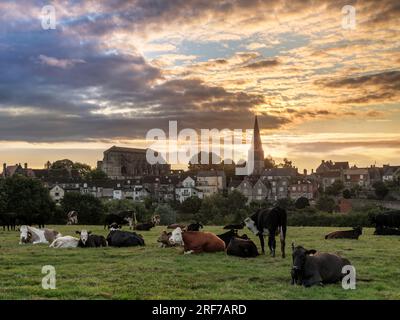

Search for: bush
xmin=155 ymin=203 xmax=177 ymax=225
xmin=316 ymin=195 xmax=336 ymax=213
xmin=295 ymin=197 xmax=310 ymax=209
xmin=288 ymin=211 xmax=374 ymax=227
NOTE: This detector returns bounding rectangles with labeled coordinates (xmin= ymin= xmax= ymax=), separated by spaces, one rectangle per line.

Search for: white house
xmin=175 ymin=176 xmax=203 ymax=203
xmin=49 ymin=184 xmax=65 ymax=204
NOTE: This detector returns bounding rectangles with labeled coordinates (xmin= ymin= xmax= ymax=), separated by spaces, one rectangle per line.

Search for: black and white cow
xmin=244 ymin=207 xmax=287 ymax=257
xmin=104 ymin=213 xmax=131 ymax=229
xmin=106 ymin=230 xmax=145 ymax=247
xmin=291 ymin=244 xmax=352 ymax=287
xmin=76 ymin=230 xmax=107 ymax=247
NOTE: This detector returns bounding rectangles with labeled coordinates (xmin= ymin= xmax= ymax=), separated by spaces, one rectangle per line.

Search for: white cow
xmin=19 ymin=225 xmax=61 ymax=245
xmin=49 ymin=236 xmax=79 ymax=248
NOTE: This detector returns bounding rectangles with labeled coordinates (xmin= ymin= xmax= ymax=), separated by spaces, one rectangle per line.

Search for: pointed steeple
xmin=248 ymin=115 xmax=265 ymax=175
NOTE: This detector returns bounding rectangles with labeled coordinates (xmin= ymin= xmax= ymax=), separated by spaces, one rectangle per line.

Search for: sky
xmin=0 ymin=0 xmax=399 ymax=171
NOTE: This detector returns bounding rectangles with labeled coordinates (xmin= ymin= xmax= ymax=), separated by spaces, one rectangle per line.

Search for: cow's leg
xmin=258 ymin=234 xmax=265 ymax=254
xmin=280 ymin=226 xmax=286 ymax=258
xmin=268 ymin=233 xmax=276 ymax=257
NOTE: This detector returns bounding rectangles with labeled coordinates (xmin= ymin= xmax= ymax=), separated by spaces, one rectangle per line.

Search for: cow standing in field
xmin=325 ymin=227 xmax=362 ymax=239
xmin=227 ymin=237 xmax=259 ymax=258
xmin=0 ymin=212 xmax=17 ymax=231
xmin=106 ymin=230 xmax=145 ymax=247
xmin=244 ymin=207 xmax=287 ymax=257
xmin=49 ymin=236 xmax=79 ymax=248
xmin=374 ymin=226 xmax=400 ymax=235
xmin=169 ymin=227 xmax=225 ymax=254
xmin=291 ymin=244 xmax=352 ymax=287
xmin=371 ymin=212 xmax=400 ymax=229
xmin=76 ymin=230 xmax=107 ymax=247
xmin=19 ymin=225 xmax=60 ymax=244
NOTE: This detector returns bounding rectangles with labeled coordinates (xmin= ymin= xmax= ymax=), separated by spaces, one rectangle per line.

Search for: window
xmin=279 ymin=187 xmax=283 ymax=192
xmin=258 ymin=188 xmax=262 ymax=195
xmin=55 ymin=192 xmax=59 ymax=197
xmin=292 ymin=186 xmax=296 ymax=191
xmin=282 ymin=181 xmax=287 ymax=186
xmin=360 ymin=175 xmax=364 ymax=179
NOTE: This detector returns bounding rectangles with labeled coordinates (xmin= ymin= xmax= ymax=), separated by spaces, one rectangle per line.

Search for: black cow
xmin=227 ymin=237 xmax=259 ymax=258
xmin=325 ymin=227 xmax=362 ymax=239
xmin=291 ymin=244 xmax=351 ymax=287
xmin=76 ymin=230 xmax=108 ymax=247
xmin=0 ymin=212 xmax=17 ymax=231
xmin=187 ymin=222 xmax=203 ymax=231
xmin=374 ymin=226 xmax=400 ymax=235
xmin=223 ymin=222 xmax=245 ymax=230
xmin=371 ymin=211 xmax=400 ymax=229
xmin=244 ymin=207 xmax=287 ymax=257
xmin=104 ymin=213 xmax=129 ymax=229
xmin=106 ymin=230 xmax=145 ymax=247
xmin=135 ymin=221 xmax=155 ymax=231
xmin=217 ymin=229 xmax=249 ymax=247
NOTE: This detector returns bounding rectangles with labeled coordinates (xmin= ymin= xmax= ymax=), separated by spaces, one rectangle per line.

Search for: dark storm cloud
xmin=0 ymin=18 xmax=285 ymax=142
xmin=243 ymin=59 xmax=280 ymax=69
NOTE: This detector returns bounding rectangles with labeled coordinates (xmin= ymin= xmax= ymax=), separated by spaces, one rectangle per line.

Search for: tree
xmin=155 ymin=203 xmax=177 ymax=225
xmin=180 ymin=196 xmax=202 ymax=215
xmin=61 ymin=192 xmax=104 ymax=224
xmin=372 ymin=181 xmax=389 ymax=200
xmin=50 ymin=159 xmax=92 ymax=177
xmin=279 ymin=158 xmax=294 ymax=168
xmin=0 ymin=175 xmax=55 ymax=222
xmin=276 ymin=197 xmax=294 ymax=210
xmin=295 ymin=197 xmax=310 ymax=209
xmin=343 ymin=189 xmax=352 ymax=199
xmin=316 ymin=195 xmax=336 ymax=213
xmin=325 ymin=180 xmax=345 ymax=197
xmin=85 ymin=168 xmax=109 ymax=181
xmin=264 ymin=156 xmax=276 ymax=169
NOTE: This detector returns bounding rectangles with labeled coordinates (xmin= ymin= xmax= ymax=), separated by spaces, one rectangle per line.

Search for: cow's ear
xmin=306 ymin=249 xmax=317 ymax=255
xmin=75 ymin=231 xmax=80 ymax=235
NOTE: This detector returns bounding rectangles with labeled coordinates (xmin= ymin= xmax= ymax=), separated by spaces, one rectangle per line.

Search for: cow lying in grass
xmin=227 ymin=237 xmax=259 ymax=258
xmin=325 ymin=227 xmax=362 ymax=239
xmin=49 ymin=236 xmax=79 ymax=248
xmin=223 ymin=222 xmax=245 ymax=230
xmin=19 ymin=225 xmax=60 ymax=245
xmin=135 ymin=221 xmax=155 ymax=231
xmin=107 ymin=230 xmax=145 ymax=247
xmin=217 ymin=229 xmax=249 ymax=247
xmin=291 ymin=244 xmax=352 ymax=287
xmin=157 ymin=231 xmax=177 ymax=248
xmin=169 ymin=227 xmax=225 ymax=254
xmin=76 ymin=230 xmax=107 ymax=247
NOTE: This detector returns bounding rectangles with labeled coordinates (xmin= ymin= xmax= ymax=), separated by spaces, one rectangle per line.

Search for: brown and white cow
xmin=19 ymin=225 xmax=61 ymax=244
xmin=66 ymin=211 xmax=78 ymax=225
xmin=169 ymin=227 xmax=225 ymax=254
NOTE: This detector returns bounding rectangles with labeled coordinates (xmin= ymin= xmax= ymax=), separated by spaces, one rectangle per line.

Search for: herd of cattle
xmin=5 ymin=208 xmax=400 ymax=287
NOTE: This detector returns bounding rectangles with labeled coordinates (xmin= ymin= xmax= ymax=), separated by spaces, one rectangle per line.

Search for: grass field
xmin=1 ymin=225 xmax=399 ymax=300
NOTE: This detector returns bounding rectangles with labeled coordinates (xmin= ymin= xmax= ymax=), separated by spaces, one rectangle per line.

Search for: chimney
xmin=2 ymin=163 xmax=6 ymax=177
xmin=303 ymin=169 xmax=307 ymax=176
xmin=24 ymin=163 xmax=28 ymax=170
xmin=311 ymin=169 xmax=314 ymax=174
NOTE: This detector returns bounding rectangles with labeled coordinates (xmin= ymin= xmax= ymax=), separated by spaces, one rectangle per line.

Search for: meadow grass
xmin=0 ymin=225 xmax=399 ymax=300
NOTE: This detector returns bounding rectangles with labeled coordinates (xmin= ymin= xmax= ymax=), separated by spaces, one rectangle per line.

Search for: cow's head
xmin=75 ymin=230 xmax=92 ymax=245
xmin=19 ymin=225 xmax=31 ymax=243
xmin=291 ymin=243 xmax=317 ymax=273
xmin=353 ymin=226 xmax=363 ymax=235
xmin=109 ymin=223 xmax=121 ymax=231
xmin=158 ymin=231 xmax=172 ymax=243
xmin=169 ymin=227 xmax=184 ymax=246
xmin=244 ymin=217 xmax=259 ymax=236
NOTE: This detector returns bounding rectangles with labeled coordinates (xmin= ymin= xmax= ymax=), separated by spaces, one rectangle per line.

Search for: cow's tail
xmin=279 ymin=208 xmax=287 ymax=241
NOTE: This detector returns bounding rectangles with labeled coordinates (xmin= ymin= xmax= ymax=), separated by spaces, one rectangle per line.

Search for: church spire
xmin=248 ymin=115 xmax=265 ymax=175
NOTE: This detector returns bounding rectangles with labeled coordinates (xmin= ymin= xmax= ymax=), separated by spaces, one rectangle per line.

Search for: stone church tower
xmin=248 ymin=115 xmax=265 ymax=175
